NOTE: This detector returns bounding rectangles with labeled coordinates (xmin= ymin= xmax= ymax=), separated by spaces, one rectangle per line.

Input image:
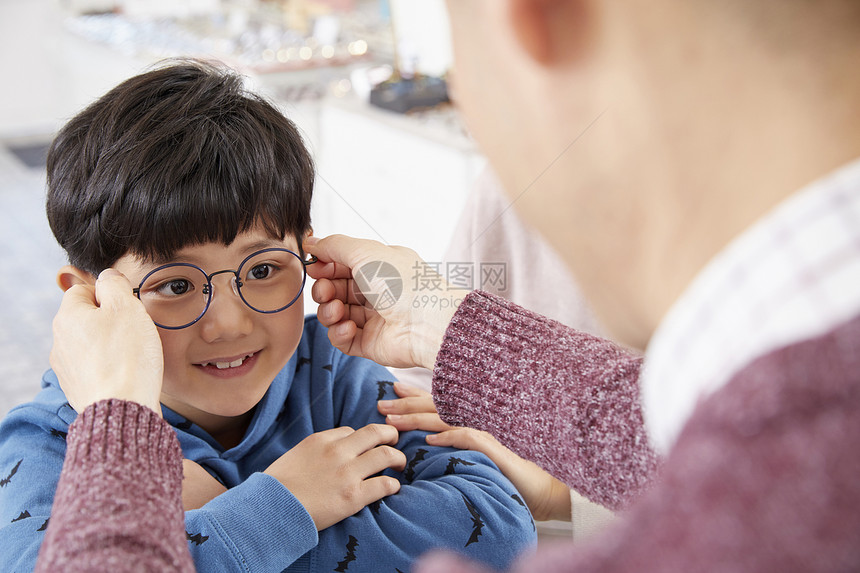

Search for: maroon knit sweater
xmin=35 ymin=399 xmax=193 ymax=572
xmin=423 ymin=291 xmax=860 ymax=573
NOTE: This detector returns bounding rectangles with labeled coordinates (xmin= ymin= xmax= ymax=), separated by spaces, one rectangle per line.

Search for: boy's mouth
xmin=196 ymin=352 xmax=257 ymax=371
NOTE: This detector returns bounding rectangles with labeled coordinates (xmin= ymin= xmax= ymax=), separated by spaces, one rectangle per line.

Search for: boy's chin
xmin=199 ymin=390 xmax=269 ymax=418
xmin=159 ymin=391 xmax=264 ymax=424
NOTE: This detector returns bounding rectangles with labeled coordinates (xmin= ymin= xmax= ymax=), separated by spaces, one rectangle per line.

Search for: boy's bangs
xmin=115 ymin=149 xmax=291 ymax=264
xmin=125 ymin=189 xmax=292 ymax=266
xmin=111 ymin=95 xmax=310 ymax=264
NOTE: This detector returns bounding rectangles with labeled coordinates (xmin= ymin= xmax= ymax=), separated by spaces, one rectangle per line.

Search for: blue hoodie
xmin=0 ymin=316 xmax=536 ymax=572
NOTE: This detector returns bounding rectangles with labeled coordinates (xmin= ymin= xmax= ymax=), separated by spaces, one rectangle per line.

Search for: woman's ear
xmin=56 ymin=266 xmax=96 ymax=292
xmin=509 ymin=0 xmax=593 ymax=66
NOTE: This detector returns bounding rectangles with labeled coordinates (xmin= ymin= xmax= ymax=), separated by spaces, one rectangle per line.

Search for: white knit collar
xmin=641 ymin=157 xmax=860 ymax=455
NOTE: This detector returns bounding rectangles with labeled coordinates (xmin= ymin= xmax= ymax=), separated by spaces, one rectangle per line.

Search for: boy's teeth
xmin=211 ymin=356 xmax=249 ymax=369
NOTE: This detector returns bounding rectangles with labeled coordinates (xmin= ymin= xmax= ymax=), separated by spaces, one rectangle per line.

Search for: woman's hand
xmin=379 ymin=383 xmax=573 ymax=522
xmin=50 ymin=269 xmax=164 ymax=415
xmin=304 ymin=235 xmax=470 ymax=370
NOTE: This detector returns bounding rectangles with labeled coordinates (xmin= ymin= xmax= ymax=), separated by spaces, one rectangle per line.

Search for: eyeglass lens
xmin=136 ymin=249 xmax=306 ymax=329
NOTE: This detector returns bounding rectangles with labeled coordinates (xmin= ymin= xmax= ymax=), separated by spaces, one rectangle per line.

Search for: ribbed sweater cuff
xmin=430 ymin=290 xmax=657 ymax=511
xmin=431 ymin=290 xmax=548 ymax=428
xmin=36 ymin=399 xmax=193 ymax=573
xmin=65 ymin=399 xmax=183 ymax=484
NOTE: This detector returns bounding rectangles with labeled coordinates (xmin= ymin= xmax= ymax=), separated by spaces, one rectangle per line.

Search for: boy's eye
xmin=247 ymin=263 xmax=276 ymax=281
xmin=155 ymin=279 xmax=193 ymax=297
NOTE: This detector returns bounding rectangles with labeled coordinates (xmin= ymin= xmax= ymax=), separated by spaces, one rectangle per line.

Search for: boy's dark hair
xmin=46 ymin=59 xmax=314 ymax=274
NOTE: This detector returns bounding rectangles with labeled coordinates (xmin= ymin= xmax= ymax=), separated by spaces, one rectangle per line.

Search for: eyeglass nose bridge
xmin=202 ymin=269 xmax=243 ymax=298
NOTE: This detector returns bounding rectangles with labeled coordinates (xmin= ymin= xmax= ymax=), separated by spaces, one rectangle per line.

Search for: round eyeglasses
xmin=132 ymin=248 xmax=317 ymax=330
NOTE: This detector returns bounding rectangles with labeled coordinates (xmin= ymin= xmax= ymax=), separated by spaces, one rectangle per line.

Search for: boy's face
xmin=111 ymin=227 xmax=306 ymax=431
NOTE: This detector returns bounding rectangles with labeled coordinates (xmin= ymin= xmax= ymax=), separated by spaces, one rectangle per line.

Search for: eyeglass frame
xmin=132 ymin=247 xmax=318 ymax=330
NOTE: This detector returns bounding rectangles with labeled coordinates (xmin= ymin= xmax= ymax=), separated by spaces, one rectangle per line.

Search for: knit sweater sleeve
xmin=432 ymin=290 xmax=660 ymax=510
xmin=35 ymin=399 xmax=193 ymax=573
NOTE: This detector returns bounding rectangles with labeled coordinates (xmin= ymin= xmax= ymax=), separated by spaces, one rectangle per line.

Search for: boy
xmin=0 ymin=60 xmax=535 ymax=572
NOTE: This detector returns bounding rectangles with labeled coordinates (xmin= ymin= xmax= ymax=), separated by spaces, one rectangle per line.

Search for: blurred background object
xmin=63 ymin=0 xmax=380 ymax=74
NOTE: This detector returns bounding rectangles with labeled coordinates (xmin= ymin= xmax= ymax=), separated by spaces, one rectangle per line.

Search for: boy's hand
xmin=182 ymin=459 xmax=228 ymax=510
xmin=264 ymin=424 xmax=407 ymax=531
xmin=380 ymin=383 xmax=573 ymax=522
xmin=304 ymin=235 xmax=470 ymax=370
xmin=50 ymin=269 xmax=164 ymax=415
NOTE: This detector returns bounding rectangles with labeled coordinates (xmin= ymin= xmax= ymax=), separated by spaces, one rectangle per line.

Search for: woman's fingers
xmin=392 ymin=382 xmax=430 ymax=399
xmin=385 ymin=412 xmax=453 ymax=433
xmin=312 ymin=277 xmax=368 ymax=307
xmin=426 ymin=428 xmax=505 ymax=458
xmin=378 ymin=383 xmax=437 ymax=414
xmin=378 ymin=395 xmax=437 ymax=415
xmin=378 ymin=384 xmax=454 ymax=432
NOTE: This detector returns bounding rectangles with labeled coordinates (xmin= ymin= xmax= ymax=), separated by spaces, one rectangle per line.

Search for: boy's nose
xmin=199 ymin=274 xmax=253 ymax=343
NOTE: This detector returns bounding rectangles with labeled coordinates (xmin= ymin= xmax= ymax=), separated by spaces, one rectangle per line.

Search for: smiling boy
xmin=98 ymin=233 xmax=311 ymax=451
xmin=0 ymin=60 xmax=535 ymax=572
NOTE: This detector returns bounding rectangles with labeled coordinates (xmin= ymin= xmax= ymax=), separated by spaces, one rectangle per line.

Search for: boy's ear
xmin=56 ymin=265 xmax=96 ymax=292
